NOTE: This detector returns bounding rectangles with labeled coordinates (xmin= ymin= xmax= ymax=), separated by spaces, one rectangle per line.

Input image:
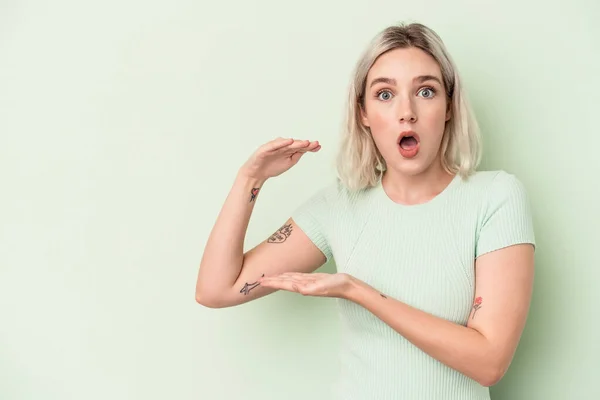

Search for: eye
xmin=418 ymin=87 xmax=436 ymax=98
xmin=376 ymin=90 xmax=393 ymax=101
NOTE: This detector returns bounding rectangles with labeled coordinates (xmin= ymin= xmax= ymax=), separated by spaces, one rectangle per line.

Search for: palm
xmin=258 ymin=152 xmax=302 ymax=178
xmin=302 ymin=273 xmax=348 ymax=296
xmin=260 ymin=272 xmax=351 ymax=298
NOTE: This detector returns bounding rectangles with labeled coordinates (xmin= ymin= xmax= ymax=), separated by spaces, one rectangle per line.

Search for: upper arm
xmin=468 ymin=244 xmax=535 ymax=375
xmin=211 ymin=182 xmax=336 ymax=308
xmin=468 ymin=171 xmax=536 ymax=378
xmin=221 ymin=217 xmax=328 ymax=307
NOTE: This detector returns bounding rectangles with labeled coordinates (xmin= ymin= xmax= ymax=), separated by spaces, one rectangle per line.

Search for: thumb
xmin=290 ymin=151 xmax=305 ymax=165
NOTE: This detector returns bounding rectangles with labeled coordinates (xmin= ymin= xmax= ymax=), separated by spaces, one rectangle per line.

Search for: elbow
xmin=476 ymin=362 xmax=508 ymax=387
xmin=195 ymin=293 xmax=214 ymax=308
xmin=195 ymin=278 xmax=221 ymax=308
xmin=471 ymin=337 xmax=512 ymax=387
xmin=195 ymin=288 xmax=228 ymax=309
xmin=478 ymin=371 xmax=503 ymax=388
xmin=195 ymin=293 xmax=225 ymax=308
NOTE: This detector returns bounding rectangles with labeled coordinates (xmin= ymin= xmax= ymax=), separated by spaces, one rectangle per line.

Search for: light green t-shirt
xmin=292 ymin=170 xmax=536 ymax=400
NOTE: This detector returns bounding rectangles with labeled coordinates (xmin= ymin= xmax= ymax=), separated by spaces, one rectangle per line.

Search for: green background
xmin=1 ymin=0 xmax=598 ymax=399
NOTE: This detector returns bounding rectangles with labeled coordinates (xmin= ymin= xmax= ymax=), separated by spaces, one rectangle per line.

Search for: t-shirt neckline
xmin=375 ymin=173 xmax=461 ymax=211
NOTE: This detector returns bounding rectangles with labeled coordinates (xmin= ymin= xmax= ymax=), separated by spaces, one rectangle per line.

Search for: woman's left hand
xmin=259 ymin=272 xmax=354 ymax=299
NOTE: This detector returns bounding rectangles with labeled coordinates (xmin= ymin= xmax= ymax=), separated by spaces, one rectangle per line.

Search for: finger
xmin=289 ymin=141 xmax=320 ymax=153
xmin=290 ymin=151 xmax=304 ymax=164
xmin=294 ymin=280 xmax=320 ymax=295
xmin=307 ymin=141 xmax=320 ymax=150
xmin=300 ymin=141 xmax=321 ymax=152
xmin=262 ymin=278 xmax=318 ymax=296
xmin=276 ymin=272 xmax=310 ymax=279
xmin=261 ymin=274 xmax=306 ymax=286
xmin=273 ymin=139 xmax=313 ymax=154
xmin=258 ymin=278 xmax=281 ymax=288
xmin=259 ymin=275 xmax=290 ymax=284
xmin=263 ymin=275 xmax=299 ymax=284
xmin=265 ymin=137 xmax=295 ymax=152
xmin=286 ymin=279 xmax=310 ymax=294
xmin=287 ymin=146 xmax=317 ymax=162
xmin=278 ymin=272 xmax=322 ymax=281
xmin=293 ymin=140 xmax=319 ymax=150
xmin=260 ymin=279 xmax=297 ymax=292
xmin=292 ymin=275 xmax=317 ymax=283
xmin=280 ymin=275 xmax=318 ymax=288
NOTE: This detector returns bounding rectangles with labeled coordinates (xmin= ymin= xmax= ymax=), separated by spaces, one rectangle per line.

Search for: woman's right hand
xmin=239 ymin=137 xmax=321 ymax=181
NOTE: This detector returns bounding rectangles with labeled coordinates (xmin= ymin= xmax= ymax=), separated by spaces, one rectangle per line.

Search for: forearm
xmin=196 ymin=170 xmax=265 ymax=300
xmin=344 ymin=278 xmax=502 ymax=387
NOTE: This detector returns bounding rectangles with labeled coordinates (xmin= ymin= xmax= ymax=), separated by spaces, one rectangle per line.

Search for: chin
xmin=393 ymin=164 xmax=428 ymax=176
xmin=386 ymin=155 xmax=437 ymax=177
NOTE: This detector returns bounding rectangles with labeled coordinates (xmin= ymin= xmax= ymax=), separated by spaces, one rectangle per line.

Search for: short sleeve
xmin=475 ymin=171 xmax=536 ymax=258
xmin=291 ymin=183 xmax=335 ymax=262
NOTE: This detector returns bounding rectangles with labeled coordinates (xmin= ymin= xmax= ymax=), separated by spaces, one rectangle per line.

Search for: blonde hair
xmin=335 ymin=22 xmax=482 ymax=191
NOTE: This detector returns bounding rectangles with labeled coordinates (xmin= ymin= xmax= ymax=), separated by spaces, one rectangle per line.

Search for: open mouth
xmin=399 ymin=135 xmax=418 ymax=150
xmin=397 ymin=131 xmax=420 ymax=158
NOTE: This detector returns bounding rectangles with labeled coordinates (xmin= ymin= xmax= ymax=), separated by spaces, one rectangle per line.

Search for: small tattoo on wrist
xmin=267 ymin=223 xmax=293 ymax=243
xmin=250 ymin=188 xmax=260 ymax=203
xmin=240 ymin=274 xmax=265 ymax=295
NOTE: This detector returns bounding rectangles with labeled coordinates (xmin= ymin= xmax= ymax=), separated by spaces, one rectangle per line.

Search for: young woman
xmin=196 ymin=22 xmax=536 ymax=400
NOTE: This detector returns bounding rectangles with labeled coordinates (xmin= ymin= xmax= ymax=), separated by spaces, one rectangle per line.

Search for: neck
xmin=381 ymin=159 xmax=455 ymax=206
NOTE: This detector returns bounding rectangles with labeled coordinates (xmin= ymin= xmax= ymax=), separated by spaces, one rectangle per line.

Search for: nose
xmin=397 ymin=98 xmax=417 ymax=123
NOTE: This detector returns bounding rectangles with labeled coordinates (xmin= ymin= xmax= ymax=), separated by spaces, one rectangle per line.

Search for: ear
xmin=360 ymin=103 xmax=370 ymax=127
xmin=445 ymin=101 xmax=452 ymax=121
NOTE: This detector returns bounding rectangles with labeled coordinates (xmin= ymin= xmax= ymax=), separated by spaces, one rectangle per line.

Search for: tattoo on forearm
xmin=471 ymin=296 xmax=483 ymax=319
xmin=267 ymin=223 xmax=293 ymax=243
xmin=380 ymin=294 xmax=387 ymax=299
xmin=240 ymin=274 xmax=264 ymax=295
xmin=250 ymin=188 xmax=260 ymax=203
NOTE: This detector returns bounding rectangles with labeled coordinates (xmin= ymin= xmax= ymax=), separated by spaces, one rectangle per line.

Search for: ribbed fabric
xmin=291 ymin=170 xmax=536 ymax=400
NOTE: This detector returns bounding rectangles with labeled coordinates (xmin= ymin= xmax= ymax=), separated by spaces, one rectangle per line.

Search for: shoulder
xmin=455 ymin=170 xmax=533 ymax=229
xmin=470 ymin=170 xmax=536 ymax=256
xmin=294 ymin=178 xmax=377 ymax=221
xmin=308 ymin=178 xmax=372 ymax=206
xmin=469 ymin=169 xmax=533 ymax=226
xmin=465 ymin=169 xmax=523 ymax=187
xmin=462 ymin=170 xmax=529 ymax=201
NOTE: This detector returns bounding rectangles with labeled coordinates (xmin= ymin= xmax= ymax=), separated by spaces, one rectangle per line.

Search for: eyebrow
xmin=369 ymin=75 xmax=443 ymax=88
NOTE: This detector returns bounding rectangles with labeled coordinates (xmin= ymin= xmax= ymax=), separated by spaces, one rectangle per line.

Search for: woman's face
xmin=361 ymin=47 xmax=451 ymax=176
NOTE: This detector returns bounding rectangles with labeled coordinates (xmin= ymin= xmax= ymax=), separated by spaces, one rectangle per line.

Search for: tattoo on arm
xmin=240 ymin=274 xmax=265 ymax=295
xmin=471 ymin=296 xmax=483 ymax=319
xmin=250 ymin=188 xmax=260 ymax=203
xmin=267 ymin=223 xmax=293 ymax=244
xmin=380 ymin=294 xmax=387 ymax=299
